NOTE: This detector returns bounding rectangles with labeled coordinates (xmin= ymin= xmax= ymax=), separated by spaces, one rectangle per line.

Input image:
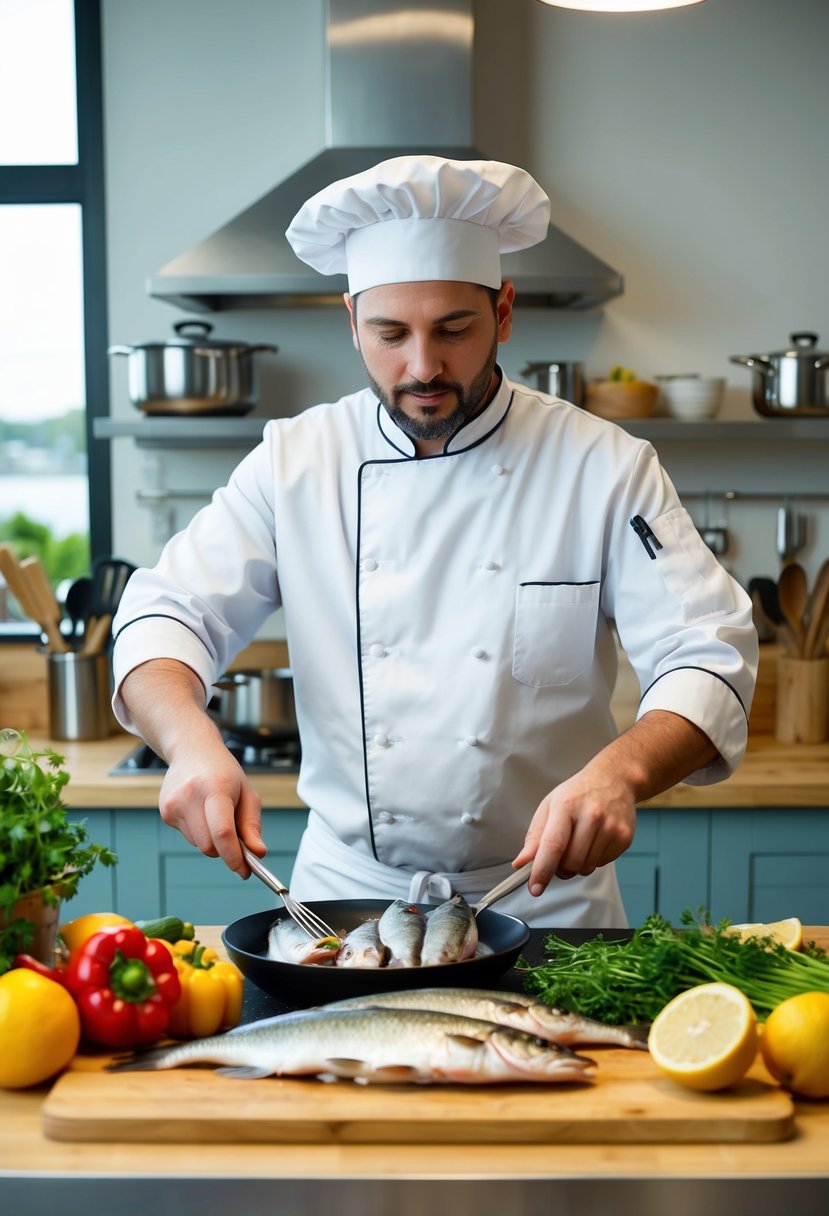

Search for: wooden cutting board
xmin=42 ymin=1048 xmax=794 ymax=1145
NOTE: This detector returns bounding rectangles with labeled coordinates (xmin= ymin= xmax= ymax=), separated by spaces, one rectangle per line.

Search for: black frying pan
xmin=222 ymin=900 xmax=530 ymax=1006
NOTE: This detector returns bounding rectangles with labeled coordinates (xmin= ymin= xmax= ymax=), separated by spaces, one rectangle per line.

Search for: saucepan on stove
xmin=222 ymin=901 xmax=531 ymax=1006
xmin=108 ymin=320 xmax=278 ymax=416
xmin=212 ymin=667 xmax=298 ymax=744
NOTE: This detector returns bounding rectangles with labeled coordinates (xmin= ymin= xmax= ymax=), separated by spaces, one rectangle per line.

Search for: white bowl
xmin=658 ymin=377 xmax=724 ymax=421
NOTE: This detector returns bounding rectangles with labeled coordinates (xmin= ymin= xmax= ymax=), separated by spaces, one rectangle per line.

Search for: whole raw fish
xmin=377 ymin=900 xmax=426 ymax=967
xmin=106 ymin=1006 xmax=596 ymax=1085
xmin=267 ymin=917 xmax=342 ymax=966
xmin=335 ymin=919 xmax=389 ymax=969
xmin=324 ymin=988 xmax=649 ymax=1049
xmin=421 ymin=894 xmax=478 ymax=966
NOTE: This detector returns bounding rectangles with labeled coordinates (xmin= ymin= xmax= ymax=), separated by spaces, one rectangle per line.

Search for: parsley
xmin=0 ymin=729 xmax=117 ymax=972
xmin=517 ymin=909 xmax=829 ymax=1024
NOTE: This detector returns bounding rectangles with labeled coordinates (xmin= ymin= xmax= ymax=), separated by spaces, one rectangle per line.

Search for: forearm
xmin=515 ymin=709 xmax=718 ymax=894
xmin=592 ymin=708 xmax=719 ymax=803
xmin=119 ymin=658 xmax=222 ymax=763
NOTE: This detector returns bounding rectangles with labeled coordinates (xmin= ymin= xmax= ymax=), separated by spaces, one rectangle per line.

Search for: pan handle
xmin=473 ymin=862 xmax=533 ymax=915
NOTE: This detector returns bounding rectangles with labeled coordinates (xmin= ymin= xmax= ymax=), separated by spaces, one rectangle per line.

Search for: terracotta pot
xmin=0 ymin=886 xmax=62 ymax=966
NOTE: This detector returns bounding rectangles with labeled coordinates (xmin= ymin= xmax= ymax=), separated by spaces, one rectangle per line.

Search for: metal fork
xmin=240 ymin=842 xmax=339 ymax=942
xmin=473 ymin=861 xmax=534 ymax=916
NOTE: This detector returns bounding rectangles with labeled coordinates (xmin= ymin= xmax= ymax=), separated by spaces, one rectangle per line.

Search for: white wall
xmin=101 ymin=0 xmax=829 ymax=599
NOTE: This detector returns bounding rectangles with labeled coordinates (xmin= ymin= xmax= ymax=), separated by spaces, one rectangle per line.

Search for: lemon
xmin=0 ymin=969 xmax=81 ymax=1089
xmin=760 ymin=992 xmax=829 ymax=1099
xmin=648 ymin=982 xmax=758 ymax=1091
xmin=728 ymin=917 xmax=803 ymax=951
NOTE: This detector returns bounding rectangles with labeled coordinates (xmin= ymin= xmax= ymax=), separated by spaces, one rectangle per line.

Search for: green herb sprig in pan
xmin=517 ymin=910 xmax=829 ymax=1024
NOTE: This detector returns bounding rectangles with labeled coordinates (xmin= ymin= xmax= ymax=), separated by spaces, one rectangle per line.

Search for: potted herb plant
xmin=0 ymin=728 xmax=116 ymax=972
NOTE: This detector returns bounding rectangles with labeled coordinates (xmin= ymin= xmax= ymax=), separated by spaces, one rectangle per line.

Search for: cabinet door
xmin=710 ymin=808 xmax=829 ymax=924
xmin=615 ymin=809 xmax=710 ymax=927
xmin=65 ymin=810 xmax=117 ymax=917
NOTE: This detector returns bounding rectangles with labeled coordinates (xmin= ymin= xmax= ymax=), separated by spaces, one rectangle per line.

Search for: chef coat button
xmin=470 ymin=646 xmax=486 ymax=660
xmin=491 ymin=463 xmax=505 ymax=476
xmin=483 ymin=560 xmax=500 ymax=572
xmin=373 ymin=733 xmax=390 ymax=748
xmin=461 ymin=813 xmax=476 ymax=826
xmin=369 ymin=643 xmax=386 ymax=658
xmin=378 ymin=811 xmax=394 ymax=824
xmin=362 ymin=558 xmax=378 ymax=572
xmin=464 ymin=735 xmax=480 ymax=747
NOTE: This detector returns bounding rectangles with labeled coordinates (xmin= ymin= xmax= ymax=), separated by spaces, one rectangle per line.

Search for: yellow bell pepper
xmin=161 ymin=940 xmax=244 ymax=1039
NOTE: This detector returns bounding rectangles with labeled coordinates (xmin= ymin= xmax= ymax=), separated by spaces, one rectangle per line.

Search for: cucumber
xmin=135 ymin=916 xmax=195 ymax=943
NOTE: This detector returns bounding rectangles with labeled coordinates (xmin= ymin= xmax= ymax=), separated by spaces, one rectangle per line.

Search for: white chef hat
xmin=285 ymin=155 xmax=551 ymax=295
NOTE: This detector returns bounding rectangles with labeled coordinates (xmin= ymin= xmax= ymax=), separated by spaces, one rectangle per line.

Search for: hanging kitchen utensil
xmin=730 ymin=332 xmax=829 ymax=417
xmin=777 ymin=562 xmax=809 ymax=657
xmin=776 ymin=502 xmax=806 ymax=563
xmin=108 ymin=321 xmax=278 ymax=416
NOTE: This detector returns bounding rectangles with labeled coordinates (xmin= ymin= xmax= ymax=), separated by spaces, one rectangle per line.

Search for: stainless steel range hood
xmin=148 ymin=0 xmax=623 ymax=313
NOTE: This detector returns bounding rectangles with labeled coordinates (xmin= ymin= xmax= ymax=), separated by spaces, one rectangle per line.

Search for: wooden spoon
xmin=777 ymin=562 xmax=809 ymax=658
xmin=804 ymin=559 xmax=829 ymax=659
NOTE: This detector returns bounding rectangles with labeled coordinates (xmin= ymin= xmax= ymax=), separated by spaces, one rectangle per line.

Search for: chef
xmin=111 ymin=155 xmax=758 ymax=928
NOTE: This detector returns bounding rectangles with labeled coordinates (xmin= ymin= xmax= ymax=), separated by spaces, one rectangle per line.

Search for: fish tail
xmin=106 ymin=1043 xmax=191 ymax=1072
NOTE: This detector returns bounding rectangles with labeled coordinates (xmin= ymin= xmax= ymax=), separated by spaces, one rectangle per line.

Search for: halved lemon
xmin=648 ymin=982 xmax=758 ymax=1091
xmin=727 ymin=917 xmax=803 ymax=951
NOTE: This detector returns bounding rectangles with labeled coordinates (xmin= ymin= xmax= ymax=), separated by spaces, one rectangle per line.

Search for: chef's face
xmin=345 ymin=279 xmax=514 ymax=454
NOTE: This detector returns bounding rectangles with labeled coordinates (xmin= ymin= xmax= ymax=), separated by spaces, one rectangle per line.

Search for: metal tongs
xmin=240 ymin=842 xmax=339 ymax=942
xmin=473 ymin=861 xmax=534 ymax=916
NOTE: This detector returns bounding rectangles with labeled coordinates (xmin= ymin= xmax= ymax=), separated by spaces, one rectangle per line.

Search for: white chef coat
xmin=111 ymin=371 xmax=758 ymax=928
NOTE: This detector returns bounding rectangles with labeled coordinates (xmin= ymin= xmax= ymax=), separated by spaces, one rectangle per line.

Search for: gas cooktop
xmin=109 ymin=734 xmax=301 ymax=776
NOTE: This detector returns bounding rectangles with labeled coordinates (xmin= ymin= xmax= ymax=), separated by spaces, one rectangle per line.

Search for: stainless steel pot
xmin=730 ymin=332 xmax=829 ymax=417
xmin=520 ymin=360 xmax=585 ymax=405
xmin=213 ymin=668 xmax=297 ymax=742
xmin=108 ymin=321 xmax=278 ymax=416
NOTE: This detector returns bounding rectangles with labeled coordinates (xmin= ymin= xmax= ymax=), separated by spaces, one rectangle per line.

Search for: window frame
xmin=0 ymin=0 xmax=111 ymax=639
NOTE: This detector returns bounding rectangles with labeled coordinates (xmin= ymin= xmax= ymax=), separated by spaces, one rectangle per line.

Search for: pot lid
xmin=768 ymin=332 xmax=827 ymax=359
xmin=131 ymin=321 xmax=261 ymax=350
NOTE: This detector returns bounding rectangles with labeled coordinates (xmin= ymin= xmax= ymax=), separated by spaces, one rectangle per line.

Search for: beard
xmin=366 ymin=332 xmax=499 ymax=443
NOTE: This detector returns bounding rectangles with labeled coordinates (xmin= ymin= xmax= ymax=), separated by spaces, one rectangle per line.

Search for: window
xmin=0 ymin=0 xmax=110 ymax=635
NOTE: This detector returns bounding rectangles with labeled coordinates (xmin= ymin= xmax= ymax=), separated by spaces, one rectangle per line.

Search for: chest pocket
xmin=512 ymin=581 xmax=600 ymax=688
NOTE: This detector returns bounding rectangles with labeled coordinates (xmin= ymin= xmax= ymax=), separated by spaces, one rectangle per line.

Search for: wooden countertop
xmin=1 ymin=926 xmax=828 ymax=1184
xmin=31 ymin=730 xmax=829 ymax=811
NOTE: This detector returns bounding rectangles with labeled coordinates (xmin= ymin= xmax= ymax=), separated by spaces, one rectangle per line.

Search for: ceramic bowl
xmin=658 ymin=376 xmax=725 ymax=420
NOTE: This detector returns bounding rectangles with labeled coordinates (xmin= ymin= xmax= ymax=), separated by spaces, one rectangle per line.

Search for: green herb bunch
xmin=0 ymin=729 xmax=116 ymax=971
xmin=518 ymin=909 xmax=829 ymax=1024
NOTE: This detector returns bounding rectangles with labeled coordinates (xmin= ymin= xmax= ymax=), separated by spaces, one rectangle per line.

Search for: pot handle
xmin=107 ymin=345 xmax=134 ymax=356
xmin=729 ymin=354 xmax=774 ymax=377
xmin=174 ymin=320 xmax=214 ymax=338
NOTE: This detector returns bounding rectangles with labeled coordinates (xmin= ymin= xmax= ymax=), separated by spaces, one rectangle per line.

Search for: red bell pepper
xmin=14 ymin=954 xmax=69 ymax=987
xmin=64 ymin=925 xmax=181 ymax=1048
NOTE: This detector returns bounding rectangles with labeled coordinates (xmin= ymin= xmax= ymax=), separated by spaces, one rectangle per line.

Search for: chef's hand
xmin=159 ymin=735 xmax=266 ymax=878
xmin=512 ymin=710 xmax=719 ymax=896
xmin=512 ymin=755 xmax=637 ymax=896
xmin=119 ymin=658 xmax=266 ymax=877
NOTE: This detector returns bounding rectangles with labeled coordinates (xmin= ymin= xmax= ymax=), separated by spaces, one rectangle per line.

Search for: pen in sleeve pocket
xmin=630 ymin=514 xmax=663 ymax=559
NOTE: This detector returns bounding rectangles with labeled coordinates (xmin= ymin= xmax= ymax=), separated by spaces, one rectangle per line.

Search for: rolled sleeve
xmin=111 ymin=615 xmax=217 ymax=733
xmin=637 ymin=664 xmax=749 ymax=784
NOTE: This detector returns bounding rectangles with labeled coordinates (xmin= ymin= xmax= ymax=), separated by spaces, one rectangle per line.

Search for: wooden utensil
xmin=18 ymin=556 xmax=71 ymax=653
xmin=777 ymin=562 xmax=809 ymax=657
xmin=0 ymin=544 xmax=41 ymax=625
xmin=804 ymin=558 xmax=829 ymax=659
xmin=79 ymin=612 xmax=112 ymax=657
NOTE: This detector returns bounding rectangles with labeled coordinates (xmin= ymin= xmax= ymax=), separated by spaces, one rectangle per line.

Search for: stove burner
xmin=109 ymin=733 xmax=301 ymax=776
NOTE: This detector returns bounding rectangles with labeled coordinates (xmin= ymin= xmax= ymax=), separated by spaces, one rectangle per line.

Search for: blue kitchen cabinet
xmin=614 ymin=809 xmax=710 ymax=927
xmin=709 ymin=808 xmax=829 ymax=926
xmin=66 ymin=807 xmax=308 ymax=924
